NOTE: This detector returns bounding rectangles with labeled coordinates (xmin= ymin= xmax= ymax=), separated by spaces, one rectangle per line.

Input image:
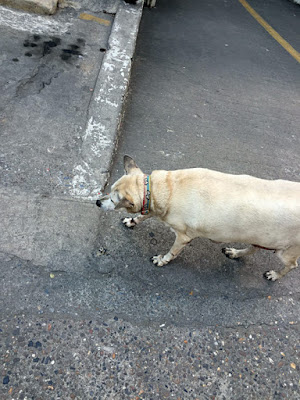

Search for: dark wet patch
xmin=22 ymin=34 xmax=85 ymax=62
xmin=59 ymin=40 xmax=85 ymax=61
xmin=62 ymin=49 xmax=82 ymax=56
xmin=60 ymin=53 xmax=72 ymax=61
xmin=42 ymin=42 xmax=52 ymax=56
xmin=42 ymin=39 xmax=61 ymax=56
xmin=49 ymin=37 xmax=61 ymax=46
xmin=23 ymin=35 xmax=63 ymax=57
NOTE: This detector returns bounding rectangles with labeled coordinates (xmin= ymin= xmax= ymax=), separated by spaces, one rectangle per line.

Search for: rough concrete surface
xmin=1 ymin=0 xmax=300 ymax=399
xmin=0 ymin=0 xmax=57 ymax=15
xmin=1 ymin=315 xmax=299 ymax=399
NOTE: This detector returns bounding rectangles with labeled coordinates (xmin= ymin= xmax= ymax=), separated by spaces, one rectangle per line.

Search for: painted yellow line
xmin=239 ymin=0 xmax=300 ymax=63
xmin=79 ymin=13 xmax=111 ymax=26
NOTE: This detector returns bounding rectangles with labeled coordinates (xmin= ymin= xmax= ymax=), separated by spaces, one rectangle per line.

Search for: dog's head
xmin=96 ymin=155 xmax=144 ymax=213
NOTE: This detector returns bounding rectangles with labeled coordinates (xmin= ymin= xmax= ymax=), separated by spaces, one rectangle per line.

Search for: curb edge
xmin=71 ymin=1 xmax=144 ymax=199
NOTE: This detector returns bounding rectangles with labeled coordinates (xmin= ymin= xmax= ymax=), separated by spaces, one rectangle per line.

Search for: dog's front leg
xmin=122 ymin=214 xmax=151 ymax=229
xmin=152 ymin=232 xmax=191 ymax=267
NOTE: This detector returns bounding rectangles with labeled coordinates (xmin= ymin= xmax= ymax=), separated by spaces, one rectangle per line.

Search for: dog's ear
xmin=124 ymin=155 xmax=143 ymax=175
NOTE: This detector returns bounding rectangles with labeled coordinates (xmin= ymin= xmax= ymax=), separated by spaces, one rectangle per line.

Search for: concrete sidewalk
xmin=0 ymin=0 xmax=143 ymax=201
xmin=0 ymin=0 xmax=145 ymax=279
xmin=0 ymin=0 xmax=144 ymax=275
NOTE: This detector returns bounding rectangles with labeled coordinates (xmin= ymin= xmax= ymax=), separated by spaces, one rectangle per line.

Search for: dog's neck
xmin=139 ymin=171 xmax=170 ymax=218
xmin=141 ymin=174 xmax=151 ymax=215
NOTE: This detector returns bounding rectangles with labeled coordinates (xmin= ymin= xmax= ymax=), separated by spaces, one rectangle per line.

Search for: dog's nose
xmin=96 ymin=200 xmax=102 ymax=207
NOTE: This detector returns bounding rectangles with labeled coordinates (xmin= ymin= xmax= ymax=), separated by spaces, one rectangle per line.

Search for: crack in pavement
xmin=16 ymin=64 xmax=61 ymax=97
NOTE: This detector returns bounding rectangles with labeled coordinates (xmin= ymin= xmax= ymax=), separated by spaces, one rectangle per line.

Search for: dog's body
xmin=97 ymin=156 xmax=300 ymax=281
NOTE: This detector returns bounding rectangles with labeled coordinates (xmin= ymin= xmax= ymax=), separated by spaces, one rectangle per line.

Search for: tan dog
xmin=96 ymin=155 xmax=300 ymax=281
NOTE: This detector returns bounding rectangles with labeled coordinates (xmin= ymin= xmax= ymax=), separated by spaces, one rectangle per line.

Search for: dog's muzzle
xmin=96 ymin=195 xmax=115 ymax=211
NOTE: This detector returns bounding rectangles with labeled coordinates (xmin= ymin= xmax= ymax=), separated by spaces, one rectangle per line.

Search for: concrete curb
xmin=71 ymin=1 xmax=144 ymax=199
xmin=0 ymin=0 xmax=57 ymax=15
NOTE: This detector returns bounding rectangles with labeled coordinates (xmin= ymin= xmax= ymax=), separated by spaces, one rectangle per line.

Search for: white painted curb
xmin=0 ymin=0 xmax=57 ymax=15
xmin=0 ymin=4 xmax=71 ymax=34
xmin=71 ymin=1 xmax=144 ymax=199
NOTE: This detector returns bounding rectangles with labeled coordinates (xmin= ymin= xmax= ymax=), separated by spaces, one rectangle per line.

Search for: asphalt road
xmin=1 ymin=0 xmax=300 ymax=399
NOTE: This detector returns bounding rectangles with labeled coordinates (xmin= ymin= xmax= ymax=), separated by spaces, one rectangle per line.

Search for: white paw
xmin=151 ymin=255 xmax=168 ymax=267
xmin=264 ymin=270 xmax=279 ymax=281
xmin=122 ymin=217 xmax=136 ymax=228
xmin=222 ymin=247 xmax=239 ymax=259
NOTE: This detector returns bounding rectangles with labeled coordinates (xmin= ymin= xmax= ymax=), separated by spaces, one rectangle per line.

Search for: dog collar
xmin=141 ymin=174 xmax=151 ymax=215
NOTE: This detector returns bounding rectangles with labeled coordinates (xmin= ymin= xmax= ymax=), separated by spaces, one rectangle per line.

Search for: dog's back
xmin=152 ymin=168 xmax=300 ymax=248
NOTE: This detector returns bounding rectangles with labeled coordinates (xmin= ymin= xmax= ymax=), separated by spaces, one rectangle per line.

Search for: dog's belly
xmin=165 ymin=204 xmax=300 ymax=249
xmin=184 ymin=224 xmax=292 ymax=249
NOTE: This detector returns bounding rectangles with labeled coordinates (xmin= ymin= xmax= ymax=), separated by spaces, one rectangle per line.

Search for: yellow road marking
xmin=239 ymin=0 xmax=300 ymax=63
xmin=79 ymin=13 xmax=111 ymax=26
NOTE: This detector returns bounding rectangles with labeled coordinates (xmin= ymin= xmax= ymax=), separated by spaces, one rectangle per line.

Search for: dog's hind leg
xmin=264 ymin=246 xmax=300 ymax=281
xmin=122 ymin=214 xmax=151 ymax=229
xmin=222 ymin=245 xmax=259 ymax=259
xmin=151 ymin=232 xmax=191 ymax=267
